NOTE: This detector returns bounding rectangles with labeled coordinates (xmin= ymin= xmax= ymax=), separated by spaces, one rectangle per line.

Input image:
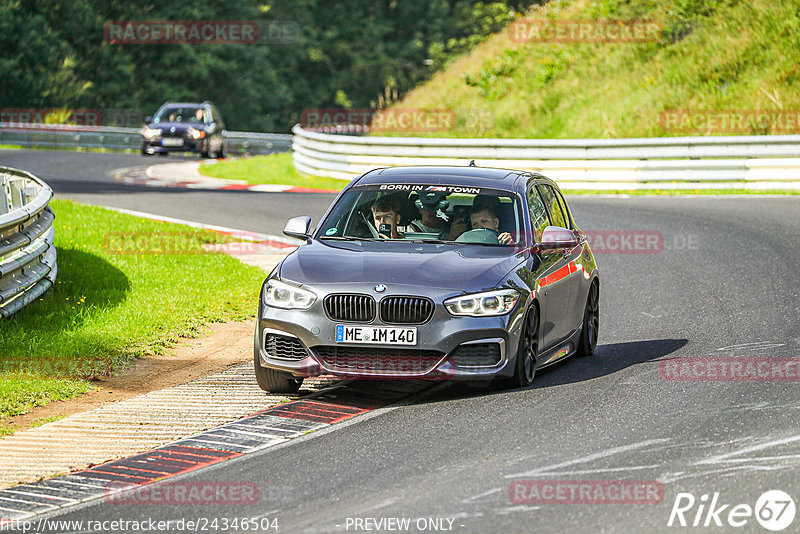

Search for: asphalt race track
xmin=4 ymin=149 xmax=800 ymax=533
xmin=0 ymin=150 xmax=337 ymax=234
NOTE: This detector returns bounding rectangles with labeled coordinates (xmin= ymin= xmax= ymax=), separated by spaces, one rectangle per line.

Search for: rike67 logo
xmin=668 ymin=490 xmax=796 ymax=531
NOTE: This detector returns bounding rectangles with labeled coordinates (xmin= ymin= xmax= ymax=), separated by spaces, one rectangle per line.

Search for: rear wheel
xmin=504 ymin=306 xmax=538 ymax=388
xmin=254 ymin=338 xmax=303 ymax=393
xmin=577 ymin=281 xmax=599 ymax=357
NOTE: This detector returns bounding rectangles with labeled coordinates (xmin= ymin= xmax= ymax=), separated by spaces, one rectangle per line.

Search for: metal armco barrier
xmin=0 ymin=123 xmax=292 ymax=156
xmin=0 ymin=167 xmax=57 ymax=318
xmin=291 ymin=125 xmax=800 ymax=188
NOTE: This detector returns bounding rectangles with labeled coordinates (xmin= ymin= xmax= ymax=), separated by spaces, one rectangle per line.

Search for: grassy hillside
xmin=392 ymin=0 xmax=800 ymax=138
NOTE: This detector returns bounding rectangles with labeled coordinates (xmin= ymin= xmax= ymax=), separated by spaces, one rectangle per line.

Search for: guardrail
xmin=0 ymin=167 xmax=56 ymax=318
xmin=0 ymin=123 xmax=292 ymax=156
xmin=292 ymin=125 xmax=800 ymax=188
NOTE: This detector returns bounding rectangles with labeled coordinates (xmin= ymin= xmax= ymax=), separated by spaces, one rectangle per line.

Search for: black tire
xmin=140 ymin=143 xmax=151 ymax=156
xmin=201 ymin=140 xmax=211 ymax=159
xmin=504 ymin=306 xmax=538 ymax=388
xmin=577 ymin=281 xmax=599 ymax=357
xmin=253 ymin=338 xmax=303 ymax=393
xmin=157 ymin=151 xmax=168 ymax=157
xmin=215 ymin=141 xmax=226 ymax=159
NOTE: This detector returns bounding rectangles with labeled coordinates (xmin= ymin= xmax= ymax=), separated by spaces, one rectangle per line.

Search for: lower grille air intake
xmin=449 ymin=343 xmax=502 ymax=367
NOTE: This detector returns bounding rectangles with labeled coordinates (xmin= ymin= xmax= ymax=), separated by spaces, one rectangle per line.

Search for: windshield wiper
xmin=407 ymin=238 xmax=453 ymax=244
xmin=320 ymin=236 xmax=382 ymax=242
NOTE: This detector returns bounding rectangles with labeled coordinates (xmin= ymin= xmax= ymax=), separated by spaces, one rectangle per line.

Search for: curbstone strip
xmin=114 ymin=162 xmax=340 ymax=193
xmin=0 ymin=379 xmax=432 ymax=521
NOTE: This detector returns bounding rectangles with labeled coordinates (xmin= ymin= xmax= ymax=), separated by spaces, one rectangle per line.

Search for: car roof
xmin=353 ymin=165 xmax=527 ymax=190
xmin=159 ymin=102 xmax=204 ymax=108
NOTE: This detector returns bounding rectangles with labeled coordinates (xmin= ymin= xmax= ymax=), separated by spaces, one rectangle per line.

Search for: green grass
xmin=392 ymin=0 xmax=800 ymax=139
xmin=198 ymin=153 xmax=350 ymax=191
xmin=0 ymin=199 xmax=266 ymax=430
xmin=28 ymin=415 xmax=66 ymax=428
xmin=0 ymin=377 xmax=90 ymax=435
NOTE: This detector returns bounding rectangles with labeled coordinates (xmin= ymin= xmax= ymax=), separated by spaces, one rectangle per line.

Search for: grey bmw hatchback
xmin=255 ymin=166 xmax=599 ymax=392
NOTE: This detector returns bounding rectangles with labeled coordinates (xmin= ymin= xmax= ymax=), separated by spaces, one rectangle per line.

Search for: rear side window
xmin=527 ymin=186 xmax=549 ymax=242
xmin=536 ymin=185 xmax=568 ymax=228
xmin=553 ymin=188 xmax=573 ymax=228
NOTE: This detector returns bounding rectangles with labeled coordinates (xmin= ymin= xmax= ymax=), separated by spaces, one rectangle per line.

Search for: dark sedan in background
xmin=255 ymin=165 xmax=600 ymax=392
xmin=140 ymin=101 xmax=226 ymax=158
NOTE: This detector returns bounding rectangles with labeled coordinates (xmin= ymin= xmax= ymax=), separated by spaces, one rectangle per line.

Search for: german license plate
xmin=335 ymin=325 xmax=417 ymax=345
xmin=162 ymin=138 xmax=183 ymax=146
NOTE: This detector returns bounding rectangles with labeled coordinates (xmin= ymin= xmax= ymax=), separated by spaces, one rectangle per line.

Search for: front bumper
xmin=141 ymin=138 xmax=205 ymax=154
xmin=256 ymin=292 xmax=525 ymax=380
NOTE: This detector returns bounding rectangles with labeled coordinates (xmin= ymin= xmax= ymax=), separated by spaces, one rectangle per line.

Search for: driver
xmin=468 ymin=195 xmax=513 ymax=245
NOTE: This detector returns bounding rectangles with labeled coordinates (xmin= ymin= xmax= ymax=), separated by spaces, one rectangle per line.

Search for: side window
xmin=553 ymin=189 xmax=573 ymax=229
xmin=536 ymin=185 xmax=568 ymax=229
xmin=527 ymin=186 xmax=550 ymax=242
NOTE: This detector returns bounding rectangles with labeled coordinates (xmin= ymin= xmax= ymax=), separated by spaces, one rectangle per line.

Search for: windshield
xmin=317 ymin=185 xmax=524 ymax=246
xmin=153 ymin=106 xmax=204 ymax=124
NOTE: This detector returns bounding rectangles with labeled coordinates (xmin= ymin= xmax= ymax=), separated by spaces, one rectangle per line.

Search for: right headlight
xmin=263 ymin=279 xmax=317 ymax=310
xmin=444 ymin=288 xmax=520 ymax=317
xmin=141 ymin=126 xmax=161 ymax=140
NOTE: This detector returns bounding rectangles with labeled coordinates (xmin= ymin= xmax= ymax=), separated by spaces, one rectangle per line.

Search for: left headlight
xmin=187 ymin=127 xmax=206 ymax=139
xmin=444 ymin=288 xmax=520 ymax=317
xmin=263 ymin=279 xmax=317 ymax=310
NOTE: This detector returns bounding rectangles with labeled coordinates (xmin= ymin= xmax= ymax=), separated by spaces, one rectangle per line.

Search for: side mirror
xmin=537 ymin=225 xmax=577 ymax=253
xmin=144 ymin=116 xmax=152 ymax=124
xmin=283 ymin=216 xmax=312 ymax=240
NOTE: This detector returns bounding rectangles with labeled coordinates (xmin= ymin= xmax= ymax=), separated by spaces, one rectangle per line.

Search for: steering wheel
xmin=455 ymin=228 xmax=500 ymax=244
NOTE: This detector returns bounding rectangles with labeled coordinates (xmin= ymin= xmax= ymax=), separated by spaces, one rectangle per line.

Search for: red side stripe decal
xmin=538 ymin=260 xmax=578 ymax=288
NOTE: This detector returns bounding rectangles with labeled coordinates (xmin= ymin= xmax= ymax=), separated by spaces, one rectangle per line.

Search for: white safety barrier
xmin=0 ymin=167 xmax=56 ymax=318
xmin=0 ymin=123 xmax=292 ymax=156
xmin=292 ymin=125 xmax=800 ymax=189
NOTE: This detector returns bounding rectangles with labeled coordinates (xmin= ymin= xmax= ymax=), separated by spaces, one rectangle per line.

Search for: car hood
xmin=148 ymin=122 xmax=203 ymax=132
xmin=279 ymin=239 xmax=526 ymax=292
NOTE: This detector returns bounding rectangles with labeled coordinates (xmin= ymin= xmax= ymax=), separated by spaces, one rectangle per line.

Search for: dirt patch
xmin=5 ymin=320 xmax=254 ymax=433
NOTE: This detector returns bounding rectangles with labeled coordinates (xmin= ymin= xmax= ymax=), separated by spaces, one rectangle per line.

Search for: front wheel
xmin=503 ymin=306 xmax=538 ymax=388
xmin=576 ymin=281 xmax=599 ymax=357
xmin=254 ymin=342 xmax=303 ymax=393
